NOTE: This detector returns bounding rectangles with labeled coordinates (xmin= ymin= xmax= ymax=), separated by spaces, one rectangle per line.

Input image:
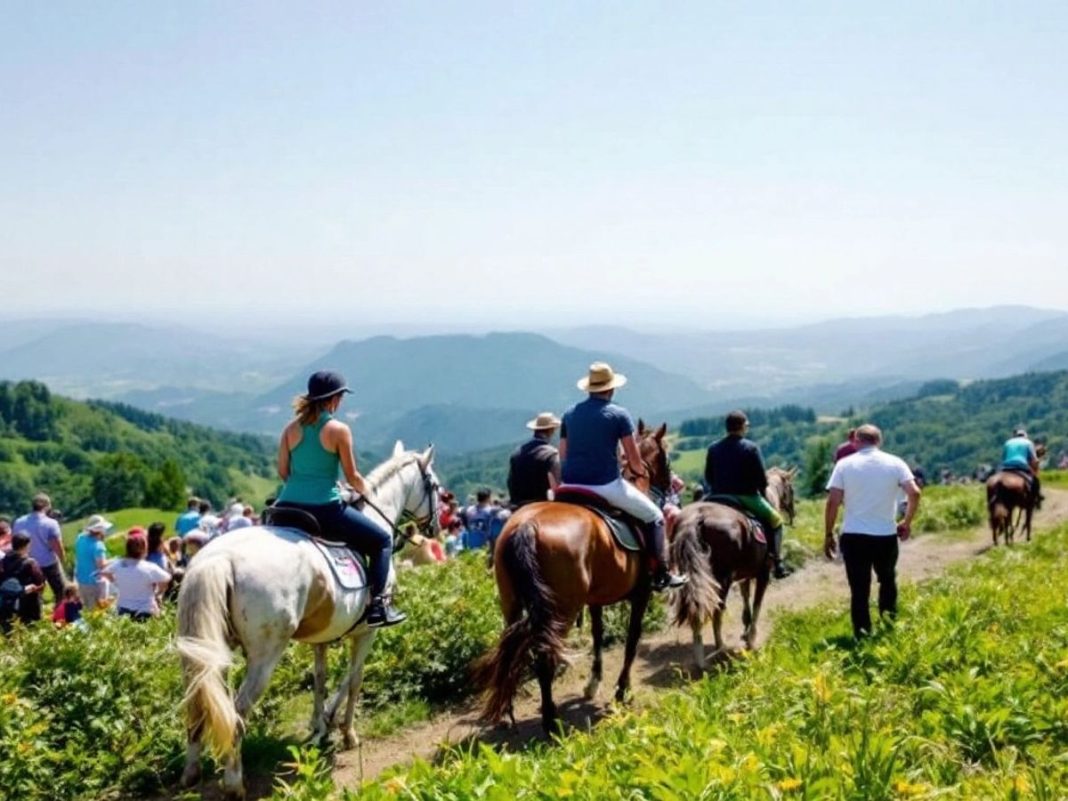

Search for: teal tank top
xmin=277 ymin=414 xmax=342 ymax=505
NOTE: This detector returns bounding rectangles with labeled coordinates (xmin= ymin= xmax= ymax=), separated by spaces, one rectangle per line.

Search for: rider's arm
xmin=277 ymin=428 xmax=292 ymax=481
xmin=621 ymin=435 xmax=645 ymax=478
xmin=334 ymin=423 xmax=372 ymax=497
xmin=899 ymin=478 xmax=921 ymax=531
xmin=558 ymin=437 xmax=568 ymax=464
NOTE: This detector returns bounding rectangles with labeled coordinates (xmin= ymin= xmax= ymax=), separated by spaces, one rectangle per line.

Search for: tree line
xmin=0 ymin=381 xmax=275 ymax=518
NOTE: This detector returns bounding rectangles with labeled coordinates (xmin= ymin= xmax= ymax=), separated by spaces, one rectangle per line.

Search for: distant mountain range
xmin=3 ymin=306 xmax=1068 ymax=456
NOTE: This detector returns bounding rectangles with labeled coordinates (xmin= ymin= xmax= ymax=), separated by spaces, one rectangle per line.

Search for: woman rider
xmin=275 ymin=370 xmax=405 ymax=627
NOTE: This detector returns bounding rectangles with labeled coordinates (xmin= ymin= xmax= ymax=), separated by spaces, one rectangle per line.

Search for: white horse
xmin=176 ymin=443 xmax=439 ymax=800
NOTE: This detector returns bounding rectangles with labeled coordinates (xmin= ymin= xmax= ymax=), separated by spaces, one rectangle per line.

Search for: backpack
xmin=0 ymin=576 xmax=23 ymax=616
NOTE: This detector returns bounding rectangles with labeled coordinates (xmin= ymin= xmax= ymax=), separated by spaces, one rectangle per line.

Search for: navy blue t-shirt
xmin=560 ymin=397 xmax=635 ymax=485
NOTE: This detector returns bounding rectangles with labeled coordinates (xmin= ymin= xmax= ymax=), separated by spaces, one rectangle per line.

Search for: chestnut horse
xmin=670 ymin=467 xmax=795 ymax=668
xmin=986 ymin=471 xmax=1034 ymax=545
xmin=476 ymin=421 xmax=672 ymax=733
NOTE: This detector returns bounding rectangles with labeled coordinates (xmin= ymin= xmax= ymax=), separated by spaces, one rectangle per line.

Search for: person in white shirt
xmin=823 ymin=424 xmax=921 ymax=638
xmin=102 ymin=534 xmax=171 ymax=622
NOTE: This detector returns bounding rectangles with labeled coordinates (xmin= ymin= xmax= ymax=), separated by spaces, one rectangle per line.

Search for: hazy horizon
xmin=3 ymin=3 xmax=1067 ymax=323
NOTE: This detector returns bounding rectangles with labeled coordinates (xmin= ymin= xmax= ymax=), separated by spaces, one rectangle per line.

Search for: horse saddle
xmin=262 ymin=506 xmax=367 ymax=591
xmin=702 ymin=495 xmax=767 ymax=545
xmin=552 ymin=487 xmax=644 ymax=552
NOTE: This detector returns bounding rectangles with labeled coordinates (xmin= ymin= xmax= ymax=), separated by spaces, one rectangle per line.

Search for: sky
xmin=2 ymin=2 xmax=1067 ymax=329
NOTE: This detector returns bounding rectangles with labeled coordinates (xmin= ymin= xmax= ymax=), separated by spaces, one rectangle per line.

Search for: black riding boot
xmin=645 ymin=518 xmax=687 ymax=592
xmin=366 ymin=595 xmax=406 ymax=628
xmin=1033 ymin=474 xmax=1044 ymax=510
xmin=770 ymin=525 xmax=791 ymax=579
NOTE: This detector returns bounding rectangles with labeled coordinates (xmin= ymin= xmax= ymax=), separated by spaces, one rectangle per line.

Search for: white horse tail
xmin=176 ymin=555 xmax=240 ymax=761
xmin=670 ymin=509 xmax=721 ymax=629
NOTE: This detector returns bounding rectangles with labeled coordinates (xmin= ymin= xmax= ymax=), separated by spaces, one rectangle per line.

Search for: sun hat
xmin=526 ymin=411 xmax=561 ymax=431
xmin=85 ymin=514 xmax=113 ymax=534
xmin=577 ymin=362 xmax=627 ymax=393
xmin=228 ymin=502 xmax=245 ymax=517
xmin=307 ymin=370 xmax=352 ymax=401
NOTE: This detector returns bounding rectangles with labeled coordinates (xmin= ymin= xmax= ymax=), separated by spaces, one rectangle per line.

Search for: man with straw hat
xmin=559 ymin=362 xmax=686 ymax=592
xmin=508 ymin=412 xmax=562 ymax=508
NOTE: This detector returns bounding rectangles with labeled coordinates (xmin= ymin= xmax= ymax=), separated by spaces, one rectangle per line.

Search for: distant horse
xmin=475 ymin=421 xmax=672 ymax=733
xmin=670 ymin=467 xmax=796 ymax=668
xmin=986 ymin=471 xmax=1034 ymax=545
xmin=176 ymin=444 xmax=439 ymax=800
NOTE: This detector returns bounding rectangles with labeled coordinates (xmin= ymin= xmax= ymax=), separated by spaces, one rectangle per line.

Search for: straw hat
xmin=85 ymin=514 xmax=113 ymax=534
xmin=526 ymin=411 xmax=561 ymax=431
xmin=577 ymin=362 xmax=627 ymax=393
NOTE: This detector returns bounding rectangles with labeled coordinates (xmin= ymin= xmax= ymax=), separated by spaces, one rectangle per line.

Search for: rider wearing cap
xmin=705 ymin=410 xmax=791 ymax=578
xmin=1000 ymin=427 xmax=1042 ymax=510
xmin=508 ymin=412 xmax=562 ymax=507
xmin=275 ymin=370 xmax=405 ymax=628
xmin=559 ymin=363 xmax=686 ymax=593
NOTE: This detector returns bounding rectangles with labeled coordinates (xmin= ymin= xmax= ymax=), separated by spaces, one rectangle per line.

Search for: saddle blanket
xmin=702 ymin=496 xmax=767 ymax=545
xmin=553 ymin=487 xmax=644 ymax=552
xmin=308 ymin=537 xmax=367 ymax=591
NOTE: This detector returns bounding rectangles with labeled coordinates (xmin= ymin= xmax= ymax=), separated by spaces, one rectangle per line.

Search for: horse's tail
xmin=669 ymin=511 xmax=721 ymax=629
xmin=473 ymin=521 xmax=566 ymax=723
xmin=175 ymin=554 xmax=240 ymax=761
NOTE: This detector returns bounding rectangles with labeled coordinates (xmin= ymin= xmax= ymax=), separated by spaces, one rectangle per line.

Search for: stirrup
xmin=651 ymin=571 xmax=688 ymax=592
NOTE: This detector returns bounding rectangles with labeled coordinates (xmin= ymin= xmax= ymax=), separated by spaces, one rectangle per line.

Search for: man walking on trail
xmin=508 ymin=412 xmax=561 ymax=507
xmin=823 ymin=424 xmax=921 ymax=639
xmin=174 ymin=497 xmax=201 ymax=537
xmin=999 ymin=427 xmax=1042 ymax=510
xmin=13 ymin=493 xmax=66 ymax=603
xmin=560 ymin=362 xmax=686 ymax=592
xmin=704 ymin=410 xmax=791 ymax=578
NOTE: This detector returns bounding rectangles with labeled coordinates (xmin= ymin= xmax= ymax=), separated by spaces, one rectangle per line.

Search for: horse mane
xmin=365 ymin=452 xmax=418 ymax=492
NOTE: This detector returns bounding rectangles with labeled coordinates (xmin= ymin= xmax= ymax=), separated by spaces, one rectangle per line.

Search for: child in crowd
xmin=52 ymin=584 xmax=83 ymax=627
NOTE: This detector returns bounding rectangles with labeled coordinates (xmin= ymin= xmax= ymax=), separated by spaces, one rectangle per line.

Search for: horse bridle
xmin=622 ymin=452 xmax=670 ymax=508
xmin=356 ymin=462 xmax=441 ymax=552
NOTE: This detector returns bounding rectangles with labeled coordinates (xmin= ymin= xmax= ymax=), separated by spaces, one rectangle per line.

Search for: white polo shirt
xmin=827 ymin=446 xmax=914 ymax=536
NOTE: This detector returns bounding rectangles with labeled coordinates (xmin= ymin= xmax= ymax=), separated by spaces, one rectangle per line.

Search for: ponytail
xmin=292 ymin=394 xmax=333 ymax=427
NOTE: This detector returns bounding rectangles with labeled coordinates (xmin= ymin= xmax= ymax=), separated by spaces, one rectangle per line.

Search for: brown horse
xmin=475 ymin=421 xmax=672 ymax=733
xmin=986 ymin=471 xmax=1034 ymax=545
xmin=670 ymin=467 xmax=795 ymax=668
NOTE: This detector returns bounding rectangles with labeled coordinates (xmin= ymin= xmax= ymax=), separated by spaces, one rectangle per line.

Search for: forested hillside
xmin=0 ymin=381 xmax=274 ymax=518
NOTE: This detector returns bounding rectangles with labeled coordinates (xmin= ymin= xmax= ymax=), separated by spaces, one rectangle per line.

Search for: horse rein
xmin=355 ymin=463 xmax=440 ymax=551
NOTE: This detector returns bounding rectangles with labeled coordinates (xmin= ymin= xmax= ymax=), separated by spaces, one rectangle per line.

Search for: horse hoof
xmin=180 ymin=766 xmax=201 ymax=788
xmin=341 ymin=728 xmax=359 ymax=750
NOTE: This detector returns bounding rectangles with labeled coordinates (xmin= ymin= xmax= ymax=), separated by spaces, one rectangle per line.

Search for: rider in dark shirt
xmin=705 ymin=410 xmax=791 ymax=578
xmin=508 ymin=412 xmax=562 ymax=507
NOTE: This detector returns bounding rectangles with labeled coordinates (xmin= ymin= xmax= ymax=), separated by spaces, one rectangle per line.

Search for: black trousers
xmin=839 ymin=533 xmax=899 ymax=637
xmin=41 ymin=562 xmax=67 ymax=604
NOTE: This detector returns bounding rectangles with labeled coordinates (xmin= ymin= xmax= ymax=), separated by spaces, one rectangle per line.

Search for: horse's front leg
xmin=308 ymin=644 xmax=329 ymax=743
xmin=711 ymin=576 xmax=731 ymax=653
xmin=615 ymin=587 xmax=651 ymax=703
xmin=740 ymin=579 xmax=753 ymax=635
xmin=1025 ymin=505 xmax=1034 ymax=542
xmin=584 ymin=605 xmax=604 ymax=700
xmin=338 ymin=628 xmax=378 ymax=750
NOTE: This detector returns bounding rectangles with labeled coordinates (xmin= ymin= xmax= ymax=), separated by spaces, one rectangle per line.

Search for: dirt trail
xmin=230 ymin=490 xmax=1068 ymax=796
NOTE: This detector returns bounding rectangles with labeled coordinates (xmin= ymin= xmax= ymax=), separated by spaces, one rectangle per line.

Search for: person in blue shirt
xmin=1000 ymin=427 xmax=1042 ymax=509
xmin=462 ymin=490 xmax=497 ymax=550
xmin=174 ymin=498 xmax=201 ymax=537
xmin=560 ymin=362 xmax=686 ymax=592
xmin=74 ymin=514 xmax=111 ymax=610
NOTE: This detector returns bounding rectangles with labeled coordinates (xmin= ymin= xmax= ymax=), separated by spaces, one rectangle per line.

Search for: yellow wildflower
xmin=1013 ymin=774 xmax=1031 ymax=794
xmin=892 ymin=779 xmax=930 ymax=796
xmin=777 ymin=777 xmax=803 ymax=792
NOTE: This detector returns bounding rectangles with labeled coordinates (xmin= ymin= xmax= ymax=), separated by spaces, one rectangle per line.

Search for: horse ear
xmin=392 ymin=440 xmax=405 ymax=458
xmin=637 ymin=419 xmax=646 ymax=435
xmin=654 ymin=422 xmax=667 ymax=442
xmin=419 ymin=444 xmax=436 ymax=469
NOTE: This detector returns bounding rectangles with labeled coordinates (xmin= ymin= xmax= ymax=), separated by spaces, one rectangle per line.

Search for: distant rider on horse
xmin=559 ymin=363 xmax=687 ymax=592
xmin=999 ymin=427 xmax=1042 ymax=510
xmin=704 ymin=410 xmax=791 ymax=578
xmin=275 ymin=370 xmax=405 ymax=627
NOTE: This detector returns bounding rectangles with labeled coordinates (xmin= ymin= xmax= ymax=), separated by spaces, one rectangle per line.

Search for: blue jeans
xmin=280 ymin=501 xmax=392 ymax=596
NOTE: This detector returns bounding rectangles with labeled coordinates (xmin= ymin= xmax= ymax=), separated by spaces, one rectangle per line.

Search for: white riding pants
xmin=566 ymin=478 xmax=663 ymax=524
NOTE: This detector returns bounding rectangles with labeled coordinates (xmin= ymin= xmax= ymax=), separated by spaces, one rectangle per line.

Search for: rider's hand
xmin=823 ymin=533 xmax=837 ymax=561
xmin=896 ymin=522 xmax=911 ymax=541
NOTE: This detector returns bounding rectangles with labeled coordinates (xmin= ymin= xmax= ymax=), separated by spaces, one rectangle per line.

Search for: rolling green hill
xmin=0 ymin=381 xmax=274 ymax=518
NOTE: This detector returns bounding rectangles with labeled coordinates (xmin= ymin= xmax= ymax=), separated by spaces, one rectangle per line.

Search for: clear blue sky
xmin=2 ymin=2 xmax=1066 ymax=328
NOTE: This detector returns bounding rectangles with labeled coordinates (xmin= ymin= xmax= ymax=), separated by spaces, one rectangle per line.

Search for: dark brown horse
xmin=670 ymin=467 xmax=795 ymax=668
xmin=475 ymin=421 xmax=672 ymax=733
xmin=986 ymin=471 xmax=1034 ymax=545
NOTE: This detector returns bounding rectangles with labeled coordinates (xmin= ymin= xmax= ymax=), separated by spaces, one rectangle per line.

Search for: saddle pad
xmin=553 ymin=489 xmax=643 ymax=552
xmin=702 ymin=497 xmax=766 ymax=545
xmin=306 ymin=535 xmax=367 ymax=591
